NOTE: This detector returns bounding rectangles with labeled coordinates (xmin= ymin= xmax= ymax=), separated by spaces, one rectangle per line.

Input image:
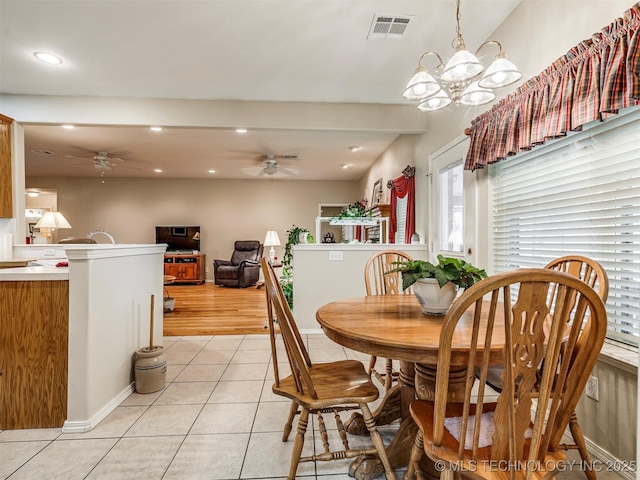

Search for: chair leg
xmin=569 ymin=412 xmax=597 ymax=480
xmin=282 ymin=401 xmax=298 ymax=442
xmin=359 ymin=403 xmax=397 ymax=480
xmin=287 ymin=407 xmax=309 ymax=480
xmin=385 ymin=358 xmax=394 ymax=391
xmin=404 ymin=430 xmax=424 ymax=480
xmin=368 ymin=355 xmax=378 ymax=376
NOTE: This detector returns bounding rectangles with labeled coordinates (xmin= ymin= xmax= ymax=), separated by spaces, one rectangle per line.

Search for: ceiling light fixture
xmin=208 ymin=169 xmax=216 ymax=174
xmin=348 ymin=146 xmax=361 ymax=152
xmin=154 ymin=169 xmax=163 ymax=173
xmin=61 ymin=124 xmax=75 ymax=129
xmin=26 ymin=191 xmax=40 ymax=197
xmin=235 ymin=128 xmax=247 ymax=134
xmin=341 ymin=164 xmax=350 ymax=169
xmin=402 ymin=0 xmax=521 ymax=111
xmin=150 ymin=126 xmax=163 ymax=132
xmin=34 ymin=52 xmax=63 ymax=65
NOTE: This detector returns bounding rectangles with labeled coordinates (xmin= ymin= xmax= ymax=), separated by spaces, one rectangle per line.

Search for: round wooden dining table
xmin=316 ymin=294 xmax=506 ymax=480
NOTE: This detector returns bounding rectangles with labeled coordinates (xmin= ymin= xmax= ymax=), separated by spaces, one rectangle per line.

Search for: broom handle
xmin=149 ymin=294 xmax=155 ymax=350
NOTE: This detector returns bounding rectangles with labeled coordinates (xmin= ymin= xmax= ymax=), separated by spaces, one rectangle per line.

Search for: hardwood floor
xmin=162 ymin=282 xmax=268 ymax=336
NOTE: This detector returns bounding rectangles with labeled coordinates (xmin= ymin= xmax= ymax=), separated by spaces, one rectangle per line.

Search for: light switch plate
xmin=329 ymin=251 xmax=343 ymax=261
xmin=43 ymin=249 xmax=55 ymax=256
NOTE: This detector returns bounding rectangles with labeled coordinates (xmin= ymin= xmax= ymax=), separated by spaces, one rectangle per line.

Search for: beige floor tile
xmin=220 ymin=363 xmax=268 ymax=381
xmin=238 ymin=336 xmax=272 ymax=350
xmin=190 ymin=403 xmax=258 ymax=434
xmin=165 ymin=363 xmax=187 ymax=382
xmin=259 ymin=380 xmax=290 ymax=403
xmin=163 ymin=349 xmax=199 ymax=365
xmin=85 ymin=435 xmax=184 ymax=479
xmin=173 ymin=363 xmax=226 ymax=382
xmin=203 ymin=337 xmax=243 ymax=350
xmin=59 ymin=406 xmax=147 ymax=439
xmin=208 ymin=380 xmax=264 ymax=404
xmin=155 ymin=381 xmax=216 ymax=405
xmin=163 ymin=433 xmax=250 ymax=480
xmin=191 ymin=349 xmax=235 ymax=365
xmin=7 ymin=438 xmax=118 ymax=480
xmin=0 ymin=428 xmax=61 ymax=442
xmin=166 ymin=339 xmax=208 ymax=352
xmin=308 ymin=348 xmax=348 ymax=363
xmin=119 ymin=388 xmax=165 ymax=406
xmin=241 ymin=430 xmax=316 ymax=478
xmin=252 ymin=401 xmax=296 ymax=433
xmin=0 ymin=441 xmax=49 ymax=479
xmin=125 ymin=405 xmax=202 ymax=437
xmin=230 ymin=348 xmax=272 ymax=364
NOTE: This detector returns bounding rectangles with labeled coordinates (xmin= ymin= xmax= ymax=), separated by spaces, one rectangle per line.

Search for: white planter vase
xmin=413 ymin=278 xmax=458 ymax=315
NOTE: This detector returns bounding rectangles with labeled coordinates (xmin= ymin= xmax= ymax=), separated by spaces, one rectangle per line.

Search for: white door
xmin=429 ymin=136 xmax=476 ymax=265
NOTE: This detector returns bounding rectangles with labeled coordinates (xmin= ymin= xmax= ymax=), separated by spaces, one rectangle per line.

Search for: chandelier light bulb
xmin=417 ymin=90 xmax=452 ymax=111
xmin=478 ymin=54 xmax=523 ymax=89
xmin=460 ymin=81 xmax=495 ymax=106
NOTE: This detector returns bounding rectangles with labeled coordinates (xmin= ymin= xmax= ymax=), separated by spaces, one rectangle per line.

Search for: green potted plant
xmin=386 ymin=255 xmax=488 ymax=315
xmin=281 ymin=225 xmax=316 ymax=308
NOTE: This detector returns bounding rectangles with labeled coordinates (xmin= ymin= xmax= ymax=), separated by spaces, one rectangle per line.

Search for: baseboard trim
xmin=561 ymin=430 xmax=635 ymax=480
xmin=62 ymin=383 xmax=135 ymax=433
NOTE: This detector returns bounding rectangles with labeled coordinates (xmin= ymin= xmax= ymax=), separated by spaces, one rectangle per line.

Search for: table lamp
xmin=264 ymin=230 xmax=281 ymax=262
xmin=35 ymin=211 xmax=72 ymax=243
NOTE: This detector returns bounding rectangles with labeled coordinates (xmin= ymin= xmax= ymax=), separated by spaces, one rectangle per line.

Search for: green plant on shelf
xmin=334 ymin=200 xmax=370 ymax=219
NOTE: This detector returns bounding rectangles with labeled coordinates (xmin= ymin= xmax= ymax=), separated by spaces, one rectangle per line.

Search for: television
xmin=155 ymin=226 xmax=200 ymax=252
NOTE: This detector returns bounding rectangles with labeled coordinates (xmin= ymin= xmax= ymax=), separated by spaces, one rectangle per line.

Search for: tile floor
xmin=0 ymin=334 xmax=627 ymax=480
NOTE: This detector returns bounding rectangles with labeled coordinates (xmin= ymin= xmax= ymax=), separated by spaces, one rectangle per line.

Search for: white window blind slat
xmin=395 ymin=196 xmax=408 ymax=244
xmin=491 ymin=108 xmax=640 ymax=346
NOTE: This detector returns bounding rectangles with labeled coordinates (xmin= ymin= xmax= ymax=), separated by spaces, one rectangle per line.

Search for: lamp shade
xmin=264 ymin=230 xmax=281 ymax=247
xmin=34 ymin=211 xmax=72 ymax=229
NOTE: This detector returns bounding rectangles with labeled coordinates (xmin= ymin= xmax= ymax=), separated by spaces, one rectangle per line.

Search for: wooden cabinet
xmin=0 ymin=280 xmax=69 ymax=429
xmin=0 ymin=114 xmax=13 ymax=218
xmin=164 ymin=253 xmax=205 ymax=284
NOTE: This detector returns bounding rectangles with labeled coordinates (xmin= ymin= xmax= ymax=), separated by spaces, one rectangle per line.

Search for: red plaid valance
xmin=465 ymin=3 xmax=640 ymax=171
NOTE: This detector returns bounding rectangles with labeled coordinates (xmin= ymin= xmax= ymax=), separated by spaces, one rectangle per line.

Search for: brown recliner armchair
xmin=213 ymin=240 xmax=264 ymax=288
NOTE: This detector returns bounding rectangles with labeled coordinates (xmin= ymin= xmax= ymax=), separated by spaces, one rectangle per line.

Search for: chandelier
xmin=402 ymin=0 xmax=522 ymax=111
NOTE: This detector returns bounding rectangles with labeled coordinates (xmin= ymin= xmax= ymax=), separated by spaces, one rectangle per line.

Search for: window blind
xmin=490 ymin=108 xmax=640 ymax=346
xmin=395 ymin=195 xmax=407 ymax=243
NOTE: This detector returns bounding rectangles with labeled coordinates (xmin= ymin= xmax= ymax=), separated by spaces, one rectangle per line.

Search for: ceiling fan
xmin=255 ymin=154 xmax=299 ymax=177
xmin=65 ymin=151 xmax=124 ymax=171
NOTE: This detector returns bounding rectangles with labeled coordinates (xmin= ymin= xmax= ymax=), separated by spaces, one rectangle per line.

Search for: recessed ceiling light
xmin=348 ymin=146 xmax=361 ymax=152
xmin=34 ymin=52 xmax=63 ymax=65
xmin=235 ymin=128 xmax=247 ymax=134
xmin=341 ymin=164 xmax=350 ymax=169
xmin=26 ymin=191 xmax=40 ymax=197
xmin=154 ymin=169 xmax=163 ymax=173
xmin=61 ymin=124 xmax=74 ymax=129
xmin=150 ymin=126 xmax=163 ymax=132
xmin=208 ymin=169 xmax=216 ymax=174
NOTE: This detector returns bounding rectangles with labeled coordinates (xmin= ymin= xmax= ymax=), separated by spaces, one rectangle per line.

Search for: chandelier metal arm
xmin=417 ymin=51 xmax=445 ymax=72
xmin=476 ymin=40 xmax=505 ymax=58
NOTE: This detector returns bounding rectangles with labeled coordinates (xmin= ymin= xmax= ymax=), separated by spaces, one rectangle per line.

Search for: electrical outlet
xmin=586 ymin=375 xmax=599 ymax=401
xmin=43 ymin=249 xmax=55 ymax=257
xmin=329 ymin=251 xmax=343 ymax=261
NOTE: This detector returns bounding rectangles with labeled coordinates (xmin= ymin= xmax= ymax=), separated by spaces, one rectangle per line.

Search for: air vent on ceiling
xmin=31 ymin=149 xmax=57 ymax=156
xmin=367 ymin=14 xmax=413 ymax=39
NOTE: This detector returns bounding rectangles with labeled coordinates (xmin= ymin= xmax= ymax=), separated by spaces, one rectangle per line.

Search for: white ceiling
xmin=0 ymin=0 xmax=521 ymax=180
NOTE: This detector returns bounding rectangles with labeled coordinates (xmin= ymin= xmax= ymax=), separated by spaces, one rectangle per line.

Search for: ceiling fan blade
xmin=279 ymin=167 xmax=298 ymax=176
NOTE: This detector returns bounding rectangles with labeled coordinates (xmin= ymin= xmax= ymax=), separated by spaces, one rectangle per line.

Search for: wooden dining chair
xmin=405 ymin=269 xmax=608 ymax=480
xmin=481 ymin=256 xmax=609 ymax=480
xmin=261 ymin=258 xmax=397 ymax=480
xmin=364 ymin=249 xmax=413 ymax=391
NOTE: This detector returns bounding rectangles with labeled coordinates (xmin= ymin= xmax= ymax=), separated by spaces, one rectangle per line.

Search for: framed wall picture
xmin=371 ymin=178 xmax=383 ymax=206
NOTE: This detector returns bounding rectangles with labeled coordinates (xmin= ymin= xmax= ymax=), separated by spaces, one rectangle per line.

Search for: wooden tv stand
xmin=164 ymin=253 xmax=206 ymax=284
